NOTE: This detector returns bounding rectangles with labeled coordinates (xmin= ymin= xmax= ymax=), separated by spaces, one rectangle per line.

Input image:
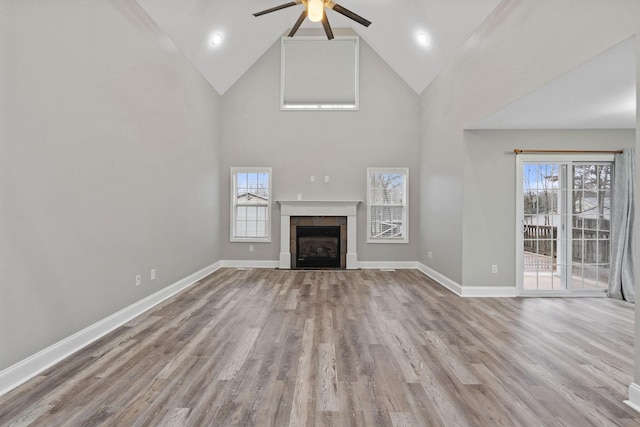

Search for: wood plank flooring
xmin=1 ymin=268 xmax=639 ymax=426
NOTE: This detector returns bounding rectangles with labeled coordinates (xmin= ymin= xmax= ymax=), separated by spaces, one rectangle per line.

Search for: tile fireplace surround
xmin=277 ymin=200 xmax=362 ymax=269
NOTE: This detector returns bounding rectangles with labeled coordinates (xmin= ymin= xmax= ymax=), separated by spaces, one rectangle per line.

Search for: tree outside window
xmin=367 ymin=168 xmax=408 ymax=243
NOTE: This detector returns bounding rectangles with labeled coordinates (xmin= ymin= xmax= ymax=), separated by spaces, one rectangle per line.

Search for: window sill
xmin=367 ymin=238 xmax=409 ymax=244
xmin=231 ymin=237 xmax=271 ymax=243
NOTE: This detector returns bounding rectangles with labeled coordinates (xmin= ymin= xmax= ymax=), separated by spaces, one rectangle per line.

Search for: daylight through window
xmin=231 ymin=167 xmax=271 ymax=242
xmin=367 ymin=168 xmax=408 ymax=243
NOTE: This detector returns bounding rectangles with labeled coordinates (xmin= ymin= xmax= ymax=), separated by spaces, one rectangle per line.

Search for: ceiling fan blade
xmin=253 ymin=1 xmax=299 ymax=17
xmin=321 ymin=13 xmax=334 ymax=40
xmin=329 ymin=2 xmax=371 ymax=27
xmin=288 ymin=10 xmax=307 ymax=37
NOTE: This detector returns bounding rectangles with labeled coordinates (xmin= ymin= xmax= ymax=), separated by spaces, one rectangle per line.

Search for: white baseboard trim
xmin=357 ymin=261 xmax=419 ymax=270
xmin=625 ymin=383 xmax=640 ymax=413
xmin=220 ymin=260 xmax=422 ymax=270
xmin=417 ymin=263 xmax=462 ymax=296
xmin=0 ymin=261 xmax=223 ymax=398
xmin=221 ymin=260 xmax=280 ymax=269
xmin=416 ymin=263 xmax=516 ymax=297
xmin=461 ymin=286 xmax=517 ymax=297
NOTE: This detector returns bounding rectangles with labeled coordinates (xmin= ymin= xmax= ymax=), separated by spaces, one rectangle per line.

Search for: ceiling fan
xmin=253 ymin=0 xmax=371 ymax=40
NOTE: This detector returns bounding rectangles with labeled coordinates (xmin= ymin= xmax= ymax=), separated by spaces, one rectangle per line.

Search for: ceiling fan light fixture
xmin=308 ymin=0 xmax=324 ymax=22
xmin=253 ymin=0 xmax=370 ymax=40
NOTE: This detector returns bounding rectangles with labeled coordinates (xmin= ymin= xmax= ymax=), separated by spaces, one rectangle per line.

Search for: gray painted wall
xmin=0 ymin=0 xmax=222 ymax=370
xmin=462 ymin=129 xmax=636 ymax=287
xmin=219 ymin=39 xmax=420 ymax=262
xmin=419 ymin=0 xmax=640 ymax=285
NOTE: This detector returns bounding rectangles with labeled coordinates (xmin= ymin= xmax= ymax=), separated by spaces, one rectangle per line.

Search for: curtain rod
xmin=513 ymin=149 xmax=623 ymax=155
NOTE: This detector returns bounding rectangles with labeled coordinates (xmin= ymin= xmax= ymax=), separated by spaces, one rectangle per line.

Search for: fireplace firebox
xmin=289 ymin=215 xmax=347 ymax=269
xmin=296 ymin=226 xmax=340 ymax=269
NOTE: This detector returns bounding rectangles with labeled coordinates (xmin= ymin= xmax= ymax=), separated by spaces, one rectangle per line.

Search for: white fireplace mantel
xmin=277 ymin=200 xmax=362 ymax=269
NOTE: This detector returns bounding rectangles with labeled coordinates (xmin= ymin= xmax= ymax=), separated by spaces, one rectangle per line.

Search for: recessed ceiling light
xmin=416 ymin=31 xmax=431 ymax=47
xmin=210 ymin=33 xmax=222 ymax=46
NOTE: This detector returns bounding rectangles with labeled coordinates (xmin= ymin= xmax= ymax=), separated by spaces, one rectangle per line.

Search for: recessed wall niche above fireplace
xmin=277 ymin=200 xmax=361 ymax=269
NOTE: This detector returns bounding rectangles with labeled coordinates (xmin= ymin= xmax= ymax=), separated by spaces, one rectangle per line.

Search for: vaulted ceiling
xmin=135 ymin=0 xmax=636 ymax=129
xmin=470 ymin=36 xmax=637 ymax=130
xmin=135 ymin=0 xmax=502 ymax=95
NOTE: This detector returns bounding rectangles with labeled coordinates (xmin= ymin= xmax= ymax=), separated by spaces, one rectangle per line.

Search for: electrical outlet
xmin=492 ymin=265 xmax=498 ymax=274
xmin=151 ymin=269 xmax=156 ymax=280
xmin=297 ymin=193 xmax=302 ymax=200
xmin=310 ymin=175 xmax=315 ymax=182
xmin=324 ymin=175 xmax=329 ymax=183
xmin=135 ymin=274 xmax=141 ymax=286
xmin=428 ymin=251 xmax=433 ymax=259
xmin=249 ymin=245 xmax=254 ymax=252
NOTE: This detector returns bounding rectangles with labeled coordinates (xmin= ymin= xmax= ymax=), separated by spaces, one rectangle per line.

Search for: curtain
xmin=609 ymin=148 xmax=635 ymax=302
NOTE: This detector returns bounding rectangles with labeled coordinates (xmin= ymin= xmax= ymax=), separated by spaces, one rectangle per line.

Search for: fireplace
xmin=290 ymin=216 xmax=346 ymax=269
xmin=296 ymin=226 xmax=340 ymax=268
xmin=277 ymin=200 xmax=361 ymax=269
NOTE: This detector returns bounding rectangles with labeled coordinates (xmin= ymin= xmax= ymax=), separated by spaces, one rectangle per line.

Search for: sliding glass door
xmin=516 ymin=155 xmax=613 ymax=295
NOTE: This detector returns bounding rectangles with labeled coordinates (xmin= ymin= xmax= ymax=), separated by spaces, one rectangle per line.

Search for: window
xmin=231 ymin=167 xmax=271 ymax=242
xmin=367 ymin=168 xmax=408 ymax=243
xmin=517 ymin=156 xmax=614 ymax=295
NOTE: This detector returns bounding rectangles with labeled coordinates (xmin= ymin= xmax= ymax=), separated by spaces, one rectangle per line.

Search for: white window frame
xmin=367 ymin=167 xmax=409 ymax=244
xmin=230 ymin=167 xmax=272 ymax=243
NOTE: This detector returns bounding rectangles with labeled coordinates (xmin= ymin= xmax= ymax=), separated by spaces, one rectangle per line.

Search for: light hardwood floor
xmin=1 ymin=268 xmax=639 ymax=426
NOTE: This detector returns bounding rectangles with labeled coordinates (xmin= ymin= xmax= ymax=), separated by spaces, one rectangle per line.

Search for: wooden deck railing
xmin=523 ymin=225 xmax=557 ymax=257
xmin=523 ymin=223 xmax=610 ymax=263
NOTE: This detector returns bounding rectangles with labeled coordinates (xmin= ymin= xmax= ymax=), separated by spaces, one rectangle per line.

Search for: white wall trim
xmin=625 ymin=383 xmax=640 ymax=413
xmin=0 ymin=261 xmax=223 ymax=398
xmin=461 ymin=286 xmax=517 ymax=298
xmin=416 ymin=263 xmax=516 ymax=297
xmin=224 ymin=259 xmax=512 ymax=299
xmin=417 ymin=262 xmax=463 ymax=296
xmin=221 ymin=260 xmax=280 ymax=269
xmin=221 ymin=260 xmax=419 ymax=270
xmin=357 ymin=261 xmax=419 ymax=269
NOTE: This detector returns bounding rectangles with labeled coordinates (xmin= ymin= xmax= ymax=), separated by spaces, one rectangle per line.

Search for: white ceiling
xmin=135 ymin=1 xmax=636 ymax=130
xmin=469 ymin=37 xmax=637 ymax=130
xmin=135 ymin=0 xmax=501 ymax=95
